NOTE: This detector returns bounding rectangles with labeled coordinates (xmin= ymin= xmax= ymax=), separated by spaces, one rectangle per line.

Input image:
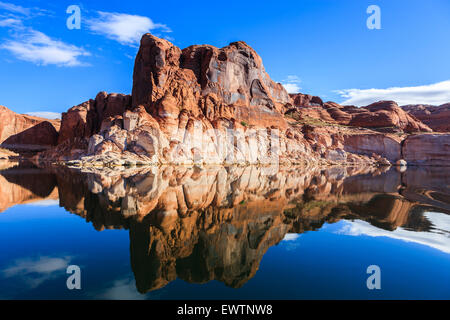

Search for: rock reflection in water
xmin=1 ymin=163 xmax=449 ymax=293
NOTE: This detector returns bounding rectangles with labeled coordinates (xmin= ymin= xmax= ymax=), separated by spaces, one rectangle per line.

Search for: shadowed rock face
xmin=0 ymin=105 xmax=60 ymax=153
xmin=2 ymin=163 xmax=448 ymax=293
xmin=2 ymin=121 xmax=59 ymax=151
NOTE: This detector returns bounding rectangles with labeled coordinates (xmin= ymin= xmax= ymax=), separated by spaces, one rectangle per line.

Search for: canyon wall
xmin=35 ymin=34 xmax=450 ymax=167
xmin=0 ymin=105 xmax=60 ymax=152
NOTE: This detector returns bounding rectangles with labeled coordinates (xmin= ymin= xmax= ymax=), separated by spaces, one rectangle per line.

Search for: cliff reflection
xmin=1 ymin=163 xmax=449 ymax=293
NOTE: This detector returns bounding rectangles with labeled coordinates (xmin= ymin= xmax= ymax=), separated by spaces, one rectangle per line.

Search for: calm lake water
xmin=0 ymin=162 xmax=449 ymax=299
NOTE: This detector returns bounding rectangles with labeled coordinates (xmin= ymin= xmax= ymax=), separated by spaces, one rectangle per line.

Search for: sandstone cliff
xmin=0 ymin=105 xmax=60 ymax=152
xmin=401 ymin=103 xmax=450 ymax=132
xmin=30 ymin=34 xmax=448 ymax=167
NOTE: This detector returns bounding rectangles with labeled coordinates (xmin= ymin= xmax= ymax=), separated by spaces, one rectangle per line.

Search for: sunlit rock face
xmin=289 ymin=99 xmax=432 ymax=133
xmin=403 ymin=133 xmax=450 ymax=167
xmin=3 ymin=163 xmax=448 ymax=292
xmin=39 ymin=34 xmax=448 ymax=167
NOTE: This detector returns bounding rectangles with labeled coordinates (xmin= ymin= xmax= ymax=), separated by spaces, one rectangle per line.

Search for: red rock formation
xmin=35 ymin=34 xmax=447 ymax=167
xmin=2 ymin=121 xmax=58 ymax=151
xmin=58 ymin=92 xmax=131 ymax=144
xmin=403 ymin=133 xmax=450 ymax=166
xmin=290 ymin=93 xmax=323 ymax=107
xmin=0 ymin=105 xmax=60 ymax=152
xmin=342 ymin=133 xmax=402 ymax=162
xmin=132 ymin=34 xmax=290 ymax=129
xmin=290 ymin=99 xmax=432 ymax=134
xmin=349 ymin=101 xmax=432 ymax=133
xmin=402 ymin=103 xmax=450 ymax=132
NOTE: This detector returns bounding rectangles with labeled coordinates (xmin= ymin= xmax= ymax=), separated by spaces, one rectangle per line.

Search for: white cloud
xmin=0 ymin=17 xmax=21 ymax=27
xmin=2 ymin=255 xmax=72 ymax=288
xmin=281 ymin=75 xmax=301 ymax=94
xmin=0 ymin=1 xmax=30 ymax=15
xmin=26 ymin=111 xmax=61 ymax=119
xmin=336 ymin=80 xmax=450 ymax=106
xmin=336 ymin=211 xmax=450 ymax=253
xmin=96 ymin=276 xmax=145 ymax=300
xmin=282 ymin=233 xmax=300 ymax=241
xmin=87 ymin=11 xmax=171 ymax=46
xmin=24 ymin=199 xmax=60 ymax=206
xmin=1 ymin=29 xmax=90 ymax=66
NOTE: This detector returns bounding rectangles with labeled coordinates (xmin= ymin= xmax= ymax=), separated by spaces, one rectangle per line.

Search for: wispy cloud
xmin=87 ymin=11 xmax=171 ymax=46
xmin=0 ymin=1 xmax=51 ymax=18
xmin=282 ymin=233 xmax=300 ymax=241
xmin=2 ymin=255 xmax=72 ymax=289
xmin=0 ymin=1 xmax=30 ymax=15
xmin=26 ymin=111 xmax=61 ymax=119
xmin=0 ymin=3 xmax=87 ymax=66
xmin=1 ymin=29 xmax=90 ymax=66
xmin=336 ymin=80 xmax=450 ymax=106
xmin=281 ymin=75 xmax=301 ymax=94
xmin=0 ymin=17 xmax=21 ymax=27
xmin=95 ymin=276 xmax=145 ymax=300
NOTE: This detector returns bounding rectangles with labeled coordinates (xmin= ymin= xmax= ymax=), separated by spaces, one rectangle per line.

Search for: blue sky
xmin=0 ymin=0 xmax=449 ymax=117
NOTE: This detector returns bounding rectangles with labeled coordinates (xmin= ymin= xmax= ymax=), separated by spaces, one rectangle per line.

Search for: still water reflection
xmin=0 ymin=162 xmax=449 ymax=299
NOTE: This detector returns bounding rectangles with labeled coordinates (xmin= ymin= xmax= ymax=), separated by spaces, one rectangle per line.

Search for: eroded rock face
xmin=2 ymin=121 xmax=58 ymax=151
xmin=290 ymin=93 xmax=324 ymax=107
xmin=132 ymin=34 xmax=290 ymax=128
xmin=343 ymin=133 xmax=402 ymax=162
xmin=0 ymin=105 xmax=60 ymax=152
xmin=290 ymin=99 xmax=432 ymax=134
xmin=403 ymin=134 xmax=450 ymax=166
xmin=38 ymin=34 xmax=447 ymax=167
xmin=58 ymin=92 xmax=132 ymax=144
xmin=402 ymin=103 xmax=450 ymax=132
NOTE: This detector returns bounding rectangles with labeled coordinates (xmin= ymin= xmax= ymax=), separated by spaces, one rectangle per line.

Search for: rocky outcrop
xmin=342 ymin=133 xmax=402 ymax=162
xmin=132 ymin=35 xmax=290 ymax=128
xmin=0 ymin=105 xmax=60 ymax=152
xmin=290 ymin=93 xmax=324 ymax=107
xmin=290 ymin=99 xmax=432 ymax=134
xmin=2 ymin=121 xmax=59 ymax=151
xmin=58 ymin=92 xmax=132 ymax=144
xmin=402 ymin=103 xmax=450 ymax=132
xmin=32 ymin=34 xmax=447 ymax=167
xmin=403 ymin=134 xmax=450 ymax=166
